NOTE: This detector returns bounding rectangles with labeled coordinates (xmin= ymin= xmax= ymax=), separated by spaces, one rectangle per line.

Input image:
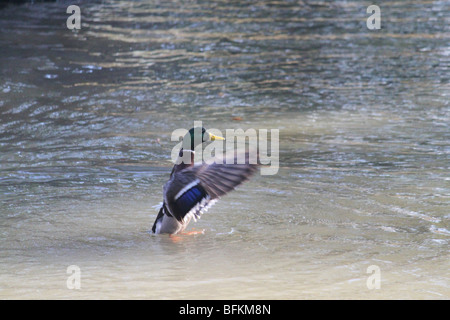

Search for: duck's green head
xmin=183 ymin=127 xmax=224 ymax=150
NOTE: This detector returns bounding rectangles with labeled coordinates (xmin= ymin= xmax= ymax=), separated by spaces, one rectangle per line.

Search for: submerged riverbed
xmin=0 ymin=0 xmax=448 ymax=299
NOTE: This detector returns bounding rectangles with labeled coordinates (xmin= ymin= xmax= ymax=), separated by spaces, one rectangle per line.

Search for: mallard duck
xmin=152 ymin=127 xmax=258 ymax=235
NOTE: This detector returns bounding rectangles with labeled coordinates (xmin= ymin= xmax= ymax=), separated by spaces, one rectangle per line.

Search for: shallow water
xmin=0 ymin=0 xmax=449 ymax=299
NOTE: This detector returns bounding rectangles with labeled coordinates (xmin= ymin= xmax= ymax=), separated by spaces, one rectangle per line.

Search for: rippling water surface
xmin=0 ymin=0 xmax=449 ymax=299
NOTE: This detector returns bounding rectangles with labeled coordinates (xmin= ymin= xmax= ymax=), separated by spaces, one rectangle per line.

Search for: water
xmin=0 ymin=0 xmax=449 ymax=299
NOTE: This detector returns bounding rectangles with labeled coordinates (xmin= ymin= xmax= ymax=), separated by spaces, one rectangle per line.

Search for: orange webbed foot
xmin=169 ymin=229 xmax=205 ymax=243
xmin=182 ymin=229 xmax=205 ymax=236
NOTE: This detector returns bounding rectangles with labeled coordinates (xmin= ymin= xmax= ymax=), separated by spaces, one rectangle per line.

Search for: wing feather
xmin=163 ymin=152 xmax=258 ymax=222
xmin=186 ymin=152 xmax=258 ymax=199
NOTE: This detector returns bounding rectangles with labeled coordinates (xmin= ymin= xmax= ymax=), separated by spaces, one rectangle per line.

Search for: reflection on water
xmin=0 ymin=1 xmax=449 ymax=299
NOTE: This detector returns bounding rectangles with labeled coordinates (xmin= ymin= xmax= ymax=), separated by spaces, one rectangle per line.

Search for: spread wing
xmin=163 ymin=153 xmax=258 ymax=223
xmin=188 ymin=160 xmax=258 ymax=199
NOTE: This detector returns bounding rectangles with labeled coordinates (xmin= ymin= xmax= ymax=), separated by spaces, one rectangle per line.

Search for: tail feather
xmin=151 ymin=206 xmax=165 ymax=234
